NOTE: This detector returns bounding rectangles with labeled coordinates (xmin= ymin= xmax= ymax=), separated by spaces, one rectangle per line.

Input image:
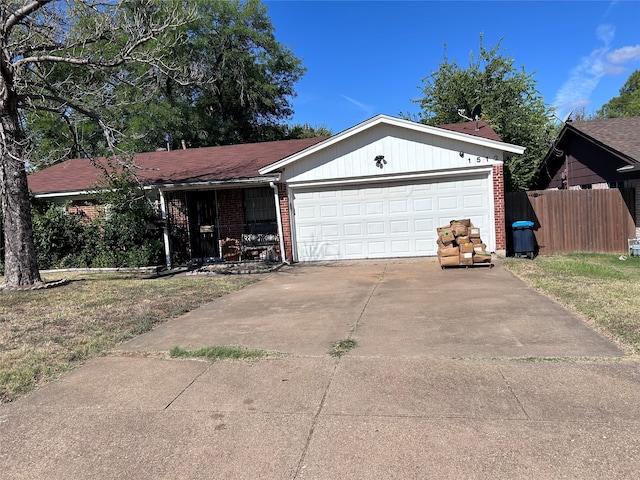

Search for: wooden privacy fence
xmin=505 ymin=188 xmax=636 ymax=255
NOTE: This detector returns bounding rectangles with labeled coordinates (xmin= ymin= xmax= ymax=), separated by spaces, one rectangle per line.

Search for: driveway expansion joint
xmin=497 ymin=366 xmax=531 ymax=421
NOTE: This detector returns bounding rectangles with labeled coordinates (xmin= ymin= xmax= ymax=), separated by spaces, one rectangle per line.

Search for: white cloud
xmin=553 ymin=23 xmax=640 ymax=119
xmin=596 ymin=24 xmax=615 ymax=45
xmin=340 ymin=95 xmax=375 ymax=117
xmin=606 ymin=45 xmax=640 ymax=65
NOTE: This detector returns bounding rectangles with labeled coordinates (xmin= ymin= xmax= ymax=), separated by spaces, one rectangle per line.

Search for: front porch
xmin=161 ymin=186 xmax=285 ymax=266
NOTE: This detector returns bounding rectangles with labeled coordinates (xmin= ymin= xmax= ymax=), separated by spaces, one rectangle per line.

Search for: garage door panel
xmin=298 ymin=224 xmax=319 ymax=240
xmin=292 ymin=175 xmax=491 ymax=261
xmin=415 ymin=218 xmax=433 ymax=232
xmin=345 ymin=243 xmax=363 ymax=255
xmin=321 ymin=224 xmax=339 ymax=237
xmin=463 ymin=194 xmax=484 ymax=208
xmin=391 ymin=240 xmax=410 ymax=253
xmin=366 ymin=222 xmax=385 ymax=235
xmin=365 ymin=201 xmax=384 ymax=215
xmin=368 ymin=241 xmax=386 ymax=254
xmin=390 ymin=220 xmax=409 ymax=233
xmin=343 ymin=203 xmax=361 ymax=216
xmin=344 ymin=223 xmax=362 ymax=236
xmin=438 ymin=196 xmax=459 ymax=210
xmin=297 ymin=205 xmax=317 ymax=219
xmin=320 ymin=205 xmax=338 ymax=218
xmin=414 ymin=198 xmax=433 ymax=212
xmin=390 ymin=199 xmax=408 ymax=213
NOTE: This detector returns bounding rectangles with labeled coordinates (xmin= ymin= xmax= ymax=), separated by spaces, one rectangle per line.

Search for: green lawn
xmin=502 ymin=253 xmax=640 ymax=355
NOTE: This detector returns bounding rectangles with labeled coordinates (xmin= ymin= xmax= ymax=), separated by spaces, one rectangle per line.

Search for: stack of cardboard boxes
xmin=437 ymin=219 xmax=492 ymax=267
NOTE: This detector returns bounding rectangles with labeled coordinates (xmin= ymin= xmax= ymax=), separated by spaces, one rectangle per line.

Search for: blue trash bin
xmin=512 ymin=220 xmax=535 ymax=258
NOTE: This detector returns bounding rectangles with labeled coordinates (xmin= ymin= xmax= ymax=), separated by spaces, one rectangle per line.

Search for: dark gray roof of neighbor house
xmin=562 ymin=116 xmax=640 ymax=163
xmin=28 ymin=137 xmax=328 ymax=195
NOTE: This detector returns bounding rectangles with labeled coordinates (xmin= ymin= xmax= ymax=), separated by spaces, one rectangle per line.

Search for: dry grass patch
xmin=0 ymin=271 xmax=259 ymax=403
xmin=503 ymin=254 xmax=640 ymax=354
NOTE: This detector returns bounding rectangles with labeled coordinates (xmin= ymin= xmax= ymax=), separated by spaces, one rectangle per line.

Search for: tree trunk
xmin=0 ymin=90 xmax=42 ymax=287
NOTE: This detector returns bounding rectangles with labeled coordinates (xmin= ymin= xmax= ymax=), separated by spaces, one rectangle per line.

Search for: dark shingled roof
xmin=28 ymin=137 xmax=327 ymax=195
xmin=563 ymin=116 xmax=640 ymax=163
xmin=436 ymin=120 xmax=503 ymax=142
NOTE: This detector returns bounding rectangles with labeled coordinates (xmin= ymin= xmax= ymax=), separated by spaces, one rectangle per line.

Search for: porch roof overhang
xmin=152 ymin=174 xmax=281 ymax=192
xmin=33 ymin=175 xmax=281 ymax=200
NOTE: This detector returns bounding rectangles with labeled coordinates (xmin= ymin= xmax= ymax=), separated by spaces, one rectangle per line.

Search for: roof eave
xmin=153 ymin=175 xmax=280 ymax=191
xmin=32 ymin=175 xmax=281 ymax=198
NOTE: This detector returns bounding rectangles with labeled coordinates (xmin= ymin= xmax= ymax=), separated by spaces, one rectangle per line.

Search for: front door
xmin=187 ymin=191 xmax=219 ymax=260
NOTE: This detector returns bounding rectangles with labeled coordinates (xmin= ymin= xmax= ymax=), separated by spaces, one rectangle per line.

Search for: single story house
xmin=27 ymin=114 xmax=525 ymax=266
xmin=536 ymin=116 xmax=640 ymax=235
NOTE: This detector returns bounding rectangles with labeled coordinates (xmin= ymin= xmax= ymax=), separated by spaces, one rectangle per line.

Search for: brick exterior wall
xmin=277 ymin=183 xmax=293 ymax=261
xmin=216 ymin=189 xmax=246 ymax=239
xmin=68 ymin=200 xmax=102 ymax=221
xmin=493 ymin=164 xmax=506 ymax=252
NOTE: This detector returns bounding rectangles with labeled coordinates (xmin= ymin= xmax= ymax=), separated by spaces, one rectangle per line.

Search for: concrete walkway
xmin=2 ymin=258 xmax=639 ymax=479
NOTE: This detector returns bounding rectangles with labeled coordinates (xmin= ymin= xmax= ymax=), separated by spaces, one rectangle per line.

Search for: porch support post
xmin=270 ymin=182 xmax=287 ymax=263
xmin=158 ymin=188 xmax=172 ymax=269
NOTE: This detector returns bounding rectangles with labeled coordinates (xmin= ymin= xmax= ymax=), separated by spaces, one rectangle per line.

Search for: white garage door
xmin=292 ymin=175 xmax=492 ymax=261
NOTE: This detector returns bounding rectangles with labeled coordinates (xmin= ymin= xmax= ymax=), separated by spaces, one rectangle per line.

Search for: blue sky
xmin=264 ymin=0 xmax=640 ymax=133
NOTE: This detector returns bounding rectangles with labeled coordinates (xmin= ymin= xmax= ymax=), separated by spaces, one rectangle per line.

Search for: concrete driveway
xmin=2 ymin=258 xmax=639 ymax=479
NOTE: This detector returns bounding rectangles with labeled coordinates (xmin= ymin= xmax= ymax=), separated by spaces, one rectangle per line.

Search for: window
xmin=244 ymin=187 xmax=276 ymax=234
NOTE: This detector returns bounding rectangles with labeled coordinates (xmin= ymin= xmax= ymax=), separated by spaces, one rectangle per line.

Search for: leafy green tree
xmin=1 ymin=1 xmax=190 ymax=287
xmin=409 ymin=36 xmax=555 ymax=191
xmin=281 ymin=123 xmax=333 ymax=139
xmin=596 ymin=70 xmax=640 ymax=118
xmin=27 ymin=0 xmax=307 ymax=157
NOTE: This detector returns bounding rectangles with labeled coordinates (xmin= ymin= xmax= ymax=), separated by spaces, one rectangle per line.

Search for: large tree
xmin=26 ymin=0 xmax=307 ymax=160
xmin=409 ymin=36 xmax=555 ymax=191
xmin=0 ymin=1 xmax=190 ymax=288
xmin=596 ymin=70 xmax=640 ymax=118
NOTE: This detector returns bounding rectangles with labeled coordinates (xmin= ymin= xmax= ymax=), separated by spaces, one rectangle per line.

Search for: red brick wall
xmin=277 ymin=183 xmax=293 ymax=261
xmin=68 ymin=200 xmax=102 ymax=221
xmin=216 ymin=189 xmax=246 ymax=239
xmin=493 ymin=164 xmax=506 ymax=251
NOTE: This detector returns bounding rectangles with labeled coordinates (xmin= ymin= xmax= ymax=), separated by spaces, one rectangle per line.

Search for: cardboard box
xmin=439 ymin=254 xmax=460 ymax=267
xmin=458 ymin=242 xmax=474 ymax=253
xmin=451 ymin=224 xmax=468 ymax=236
xmin=456 ymin=235 xmax=470 ymax=245
xmin=438 ymin=245 xmax=459 ymax=257
xmin=438 ymin=228 xmax=454 ymax=239
xmin=473 ymin=252 xmax=492 ymax=263
xmin=451 ymin=218 xmax=472 ymax=227
xmin=473 ymin=243 xmax=487 ymax=253
xmin=437 ymin=224 xmax=452 ymax=233
xmin=469 ymin=227 xmax=481 ymax=237
xmin=459 ymin=251 xmax=474 ymax=265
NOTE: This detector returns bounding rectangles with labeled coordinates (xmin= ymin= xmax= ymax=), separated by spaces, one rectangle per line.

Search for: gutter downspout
xmin=270 ymin=182 xmax=289 ymax=264
xmin=158 ymin=189 xmax=172 ymax=269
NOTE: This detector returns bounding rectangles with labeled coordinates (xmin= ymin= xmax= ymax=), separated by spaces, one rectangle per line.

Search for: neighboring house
xmin=27 ymin=114 xmax=525 ymax=266
xmin=536 ymin=116 xmax=640 ymax=234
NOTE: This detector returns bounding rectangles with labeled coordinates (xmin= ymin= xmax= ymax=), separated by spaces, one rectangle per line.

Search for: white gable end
xmin=270 ymin=121 xmax=513 ymax=186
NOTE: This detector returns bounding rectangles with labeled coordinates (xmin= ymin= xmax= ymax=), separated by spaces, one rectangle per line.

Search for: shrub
xmin=29 ymin=175 xmax=163 ymax=270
